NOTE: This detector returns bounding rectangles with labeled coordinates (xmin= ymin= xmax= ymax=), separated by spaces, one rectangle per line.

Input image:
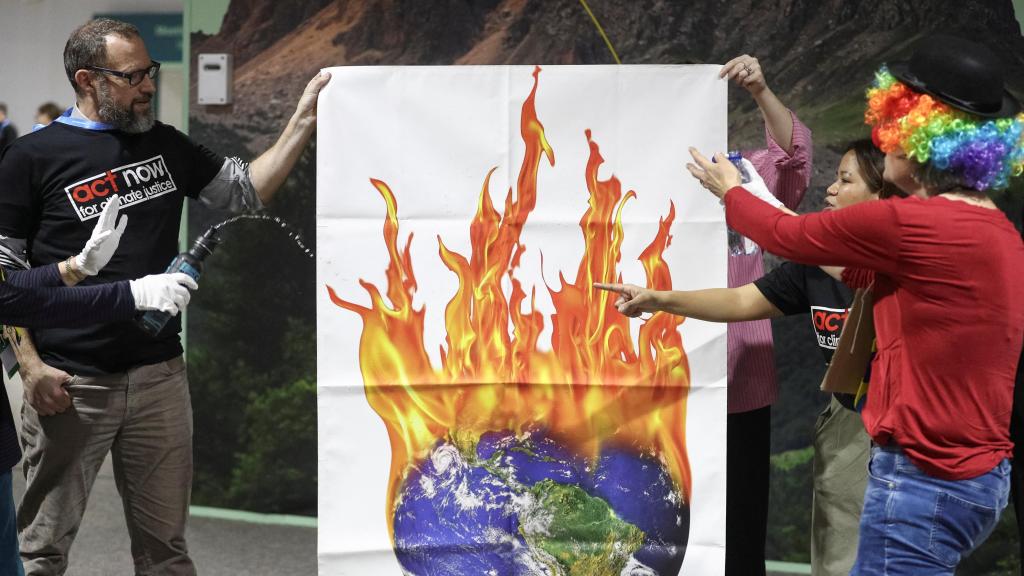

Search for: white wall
xmin=0 ymin=0 xmax=183 ymax=133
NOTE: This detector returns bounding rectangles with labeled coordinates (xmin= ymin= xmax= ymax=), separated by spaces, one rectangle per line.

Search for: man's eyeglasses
xmin=85 ymin=61 xmax=161 ymax=87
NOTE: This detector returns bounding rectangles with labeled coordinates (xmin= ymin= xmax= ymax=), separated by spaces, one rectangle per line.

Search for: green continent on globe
xmin=521 ymin=479 xmax=645 ymax=576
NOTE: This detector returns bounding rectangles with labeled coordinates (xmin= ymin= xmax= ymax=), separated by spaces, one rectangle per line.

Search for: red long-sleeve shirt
xmin=725 ymin=187 xmax=1024 ymax=479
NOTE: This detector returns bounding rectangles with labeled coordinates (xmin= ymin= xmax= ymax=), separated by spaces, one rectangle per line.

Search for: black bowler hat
xmin=888 ymin=35 xmax=1021 ymax=118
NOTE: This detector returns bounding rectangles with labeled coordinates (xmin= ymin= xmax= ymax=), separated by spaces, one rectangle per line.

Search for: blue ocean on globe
xmin=392 ymin=429 xmax=689 ymax=575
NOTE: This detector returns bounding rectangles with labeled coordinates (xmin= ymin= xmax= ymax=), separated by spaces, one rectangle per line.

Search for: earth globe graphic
xmin=392 ymin=428 xmax=690 ymax=575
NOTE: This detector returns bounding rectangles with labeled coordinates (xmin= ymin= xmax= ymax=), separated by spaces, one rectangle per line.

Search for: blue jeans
xmin=851 ymin=445 xmax=1010 ymax=575
xmin=1 ymin=469 xmax=24 ymax=576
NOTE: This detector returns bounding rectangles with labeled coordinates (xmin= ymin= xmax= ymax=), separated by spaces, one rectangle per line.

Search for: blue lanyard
xmin=53 ymin=107 xmax=115 ymax=131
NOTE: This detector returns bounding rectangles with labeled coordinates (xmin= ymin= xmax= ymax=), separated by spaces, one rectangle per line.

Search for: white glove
xmin=75 ymin=195 xmax=128 ymax=276
xmin=739 ymin=158 xmax=784 ymax=209
xmin=129 ymin=273 xmax=198 ymax=315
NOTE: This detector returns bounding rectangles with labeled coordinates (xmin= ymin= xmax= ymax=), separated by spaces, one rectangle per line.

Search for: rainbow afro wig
xmin=865 ymin=66 xmax=1024 ymax=191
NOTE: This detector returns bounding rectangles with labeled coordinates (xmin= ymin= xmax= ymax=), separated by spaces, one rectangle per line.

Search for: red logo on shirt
xmin=63 ymin=155 xmax=177 ymax=221
xmin=70 ymin=171 xmax=119 ymax=203
xmin=811 ymin=306 xmax=849 ymax=350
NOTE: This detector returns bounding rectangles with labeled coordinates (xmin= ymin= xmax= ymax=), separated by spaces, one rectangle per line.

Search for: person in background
xmin=0 ymin=196 xmax=197 ymax=576
xmin=598 ymin=139 xmax=902 ymax=575
xmin=717 ymin=54 xmax=813 ymax=576
xmin=689 ymin=35 xmax=1024 ymax=574
xmin=33 ymin=103 xmax=62 ymax=128
xmin=0 ymin=18 xmax=329 ymax=575
xmin=0 ymin=104 xmax=17 ymax=150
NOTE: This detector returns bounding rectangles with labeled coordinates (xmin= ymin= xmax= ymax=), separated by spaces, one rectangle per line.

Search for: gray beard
xmin=97 ymin=80 xmax=154 ymax=133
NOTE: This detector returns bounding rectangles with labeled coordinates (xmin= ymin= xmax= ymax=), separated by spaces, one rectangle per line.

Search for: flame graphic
xmin=327 ymin=67 xmax=691 ymax=538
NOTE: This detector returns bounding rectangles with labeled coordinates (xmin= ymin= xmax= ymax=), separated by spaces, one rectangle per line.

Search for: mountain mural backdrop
xmin=186 ymin=0 xmax=1024 ymax=569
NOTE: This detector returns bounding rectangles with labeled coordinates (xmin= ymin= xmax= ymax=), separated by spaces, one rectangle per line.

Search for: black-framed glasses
xmin=85 ymin=61 xmax=161 ymax=87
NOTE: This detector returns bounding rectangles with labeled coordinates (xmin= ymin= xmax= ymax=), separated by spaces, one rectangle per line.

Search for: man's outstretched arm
xmin=250 ymin=71 xmax=332 ymax=205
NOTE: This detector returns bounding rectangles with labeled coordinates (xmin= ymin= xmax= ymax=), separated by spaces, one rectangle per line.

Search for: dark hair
xmin=845 ymin=139 xmax=905 ymax=199
xmin=64 ymin=18 xmax=141 ymax=96
xmin=36 ymin=102 xmax=62 ymax=123
xmin=911 ymin=161 xmax=985 ymax=197
xmin=0 ymin=103 xmax=6 ymax=115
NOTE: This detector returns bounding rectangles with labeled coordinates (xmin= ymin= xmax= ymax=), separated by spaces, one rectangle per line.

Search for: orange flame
xmin=327 ymin=67 xmax=691 ymax=538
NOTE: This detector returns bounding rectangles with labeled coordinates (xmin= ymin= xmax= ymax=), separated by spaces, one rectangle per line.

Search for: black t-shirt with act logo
xmin=0 ymin=121 xmax=222 ymax=375
xmin=754 ymin=261 xmax=857 ymax=410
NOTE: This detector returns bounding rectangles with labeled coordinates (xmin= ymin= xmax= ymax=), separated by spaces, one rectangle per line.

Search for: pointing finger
xmin=593 ymin=282 xmax=627 ymax=294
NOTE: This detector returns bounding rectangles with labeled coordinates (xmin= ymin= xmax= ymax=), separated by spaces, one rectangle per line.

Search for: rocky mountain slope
xmin=191 ymin=0 xmax=1024 ymax=152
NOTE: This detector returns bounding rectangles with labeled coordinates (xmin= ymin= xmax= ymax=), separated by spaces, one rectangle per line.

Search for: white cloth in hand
xmin=75 ymin=195 xmax=128 ymax=276
xmin=129 ymin=273 xmax=198 ymax=315
xmin=739 ymin=158 xmax=784 ymax=209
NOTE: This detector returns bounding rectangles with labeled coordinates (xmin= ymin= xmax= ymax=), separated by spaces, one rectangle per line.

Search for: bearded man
xmin=0 ymin=18 xmax=330 ymax=576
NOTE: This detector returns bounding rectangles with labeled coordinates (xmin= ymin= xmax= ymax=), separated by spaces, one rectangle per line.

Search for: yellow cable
xmin=578 ymin=0 xmax=622 ymax=64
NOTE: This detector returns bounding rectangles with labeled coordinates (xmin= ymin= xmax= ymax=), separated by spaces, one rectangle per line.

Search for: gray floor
xmin=11 ymin=459 xmax=316 ymax=576
xmin=7 ymin=375 xmax=317 ymax=576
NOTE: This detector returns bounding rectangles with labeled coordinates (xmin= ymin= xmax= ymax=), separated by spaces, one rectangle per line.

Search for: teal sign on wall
xmin=96 ymin=13 xmax=184 ymax=63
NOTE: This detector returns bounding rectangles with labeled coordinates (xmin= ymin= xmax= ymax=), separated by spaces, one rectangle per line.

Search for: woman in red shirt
xmin=688 ymin=36 xmax=1024 ymax=574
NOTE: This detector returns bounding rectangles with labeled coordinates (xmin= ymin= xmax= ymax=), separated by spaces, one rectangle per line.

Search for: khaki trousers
xmin=18 ymin=356 xmax=195 ymax=576
xmin=811 ymin=395 xmax=870 ymax=576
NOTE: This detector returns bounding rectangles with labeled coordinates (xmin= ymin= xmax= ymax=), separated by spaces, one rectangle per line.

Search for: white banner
xmin=317 ymin=65 xmax=728 ymax=576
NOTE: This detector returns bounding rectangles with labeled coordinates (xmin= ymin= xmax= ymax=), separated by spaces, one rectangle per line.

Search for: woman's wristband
xmin=59 ymin=256 xmax=87 ymax=285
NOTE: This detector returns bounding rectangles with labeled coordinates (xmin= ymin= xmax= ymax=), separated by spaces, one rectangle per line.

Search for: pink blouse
xmin=727 ymin=112 xmax=813 ymax=413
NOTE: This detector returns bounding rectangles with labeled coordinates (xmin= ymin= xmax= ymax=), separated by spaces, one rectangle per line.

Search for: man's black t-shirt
xmin=754 ymin=261 xmax=857 ymax=409
xmin=0 ymin=121 xmax=222 ymax=374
